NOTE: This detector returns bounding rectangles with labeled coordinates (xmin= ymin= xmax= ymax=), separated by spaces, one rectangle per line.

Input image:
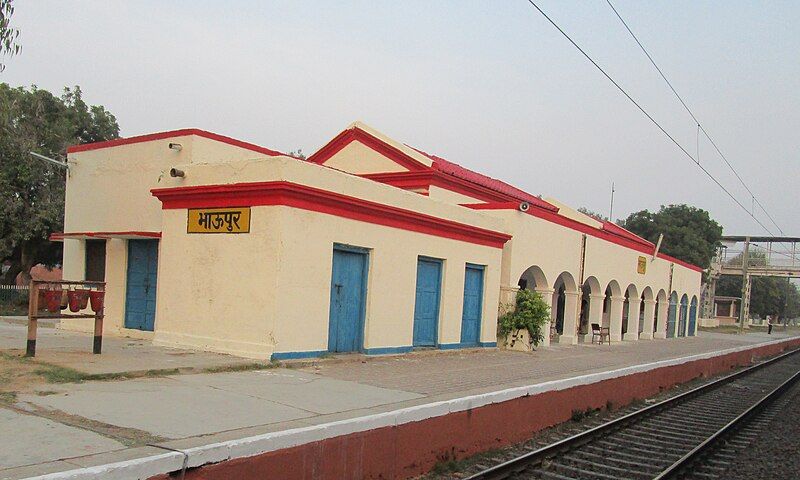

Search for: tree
xmin=1 ymin=0 xmax=21 ymax=72
xmin=577 ymin=207 xmax=608 ymax=222
xmin=0 ymin=84 xmax=120 ymax=284
xmin=619 ymin=205 xmax=722 ymax=270
xmin=288 ymin=149 xmax=306 ymax=160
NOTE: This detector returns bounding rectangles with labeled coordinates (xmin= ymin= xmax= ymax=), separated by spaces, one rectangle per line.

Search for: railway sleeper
xmin=581 ymin=444 xmax=672 ymax=467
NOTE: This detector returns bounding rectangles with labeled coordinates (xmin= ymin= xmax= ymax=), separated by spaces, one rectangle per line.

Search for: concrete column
xmin=609 ymin=295 xmax=625 ymax=342
xmin=654 ymin=299 xmax=668 ymax=339
xmin=640 ymin=299 xmax=656 ymax=340
xmin=536 ymin=287 xmax=555 ymax=347
xmin=623 ymin=296 xmax=642 ymax=341
xmin=499 ymin=286 xmax=519 ymax=313
xmin=558 ymin=291 xmax=580 ymax=345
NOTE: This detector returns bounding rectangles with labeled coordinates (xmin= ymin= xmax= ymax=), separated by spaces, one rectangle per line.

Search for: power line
xmin=604 ymin=0 xmax=785 ymax=235
xmin=523 ymin=0 xmax=775 ymax=235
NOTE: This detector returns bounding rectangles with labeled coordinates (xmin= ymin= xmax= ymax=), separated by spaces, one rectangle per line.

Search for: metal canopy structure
xmin=705 ymin=236 xmax=800 ymax=331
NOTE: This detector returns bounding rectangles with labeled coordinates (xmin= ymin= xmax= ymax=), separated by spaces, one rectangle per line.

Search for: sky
xmin=2 ymin=0 xmax=799 ymax=236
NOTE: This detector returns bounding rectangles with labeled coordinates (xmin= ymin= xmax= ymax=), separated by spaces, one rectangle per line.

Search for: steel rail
xmin=465 ymin=347 xmax=800 ymax=480
xmin=654 ymin=366 xmax=800 ymax=479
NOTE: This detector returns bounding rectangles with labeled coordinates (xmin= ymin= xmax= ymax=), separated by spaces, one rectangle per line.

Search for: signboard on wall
xmin=188 ymin=207 xmax=251 ymax=234
xmin=637 ymin=256 xmax=647 ymax=275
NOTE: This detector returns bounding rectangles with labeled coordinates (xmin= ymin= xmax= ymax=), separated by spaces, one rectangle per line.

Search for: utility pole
xmin=609 ymin=182 xmax=615 ymax=220
xmin=738 ymin=237 xmax=751 ymax=334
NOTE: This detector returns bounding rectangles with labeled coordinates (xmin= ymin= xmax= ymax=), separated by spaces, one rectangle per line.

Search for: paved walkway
xmin=0 ymin=320 xmax=254 ymax=375
xmin=0 ymin=324 xmax=797 ymax=479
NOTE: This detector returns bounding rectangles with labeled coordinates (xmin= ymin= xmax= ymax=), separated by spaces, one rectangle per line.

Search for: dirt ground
xmin=0 ymin=351 xmax=49 ymax=403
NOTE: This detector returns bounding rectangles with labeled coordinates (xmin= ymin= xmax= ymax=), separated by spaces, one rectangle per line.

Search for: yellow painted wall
xmin=60 ymin=133 xmax=284 ymax=336
xmin=321 ymin=140 xmax=408 ymax=174
xmin=150 ymin=157 xmax=504 ymax=358
xmin=427 ymin=185 xmax=486 ymax=205
xmin=484 ymin=209 xmax=701 ymax=303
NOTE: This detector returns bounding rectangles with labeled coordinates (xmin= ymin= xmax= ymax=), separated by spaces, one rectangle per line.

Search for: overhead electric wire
xmin=523 ymin=0 xmax=775 ymax=235
xmin=604 ymin=0 xmax=785 ymax=235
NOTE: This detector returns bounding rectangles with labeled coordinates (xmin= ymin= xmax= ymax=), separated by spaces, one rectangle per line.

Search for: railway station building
xmin=56 ymin=122 xmax=703 ymax=360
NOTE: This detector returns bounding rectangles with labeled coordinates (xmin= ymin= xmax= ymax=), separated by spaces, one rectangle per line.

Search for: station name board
xmin=188 ymin=207 xmax=251 ymax=234
xmin=637 ymin=256 xmax=647 ymax=274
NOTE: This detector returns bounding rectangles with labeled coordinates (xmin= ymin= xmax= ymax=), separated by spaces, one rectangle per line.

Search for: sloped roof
xmin=410 ymin=147 xmax=558 ymax=212
xmin=601 ymin=221 xmax=655 ymax=248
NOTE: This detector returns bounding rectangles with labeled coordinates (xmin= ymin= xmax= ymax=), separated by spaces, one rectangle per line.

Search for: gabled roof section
xmin=309 ymin=121 xmax=558 ymax=212
xmin=66 ymin=128 xmax=286 ymax=157
xmin=307 ymin=121 xmax=433 ymax=171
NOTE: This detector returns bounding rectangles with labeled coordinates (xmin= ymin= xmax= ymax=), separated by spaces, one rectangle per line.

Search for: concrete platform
xmin=0 ymin=321 xmax=255 ymax=375
xmin=1 ymin=329 xmax=798 ymax=479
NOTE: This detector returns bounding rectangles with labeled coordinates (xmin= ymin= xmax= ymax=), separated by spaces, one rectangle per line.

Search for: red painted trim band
xmin=362 ymin=171 xmax=559 ymax=212
xmin=464 ymin=203 xmax=704 ymax=272
xmin=50 ymin=231 xmax=162 ymax=241
xmin=67 ymin=129 xmax=285 ymax=157
xmin=151 ymin=182 xmax=512 ymax=248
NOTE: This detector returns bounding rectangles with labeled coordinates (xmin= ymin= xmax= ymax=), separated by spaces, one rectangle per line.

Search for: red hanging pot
xmin=43 ymin=289 xmax=61 ymax=313
xmin=67 ymin=290 xmax=82 ymax=312
xmin=89 ymin=291 xmax=105 ymax=312
xmin=76 ymin=289 xmax=90 ymax=309
xmin=37 ymin=289 xmax=48 ymax=311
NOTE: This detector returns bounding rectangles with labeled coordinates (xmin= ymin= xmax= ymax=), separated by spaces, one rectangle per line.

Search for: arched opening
xmin=639 ymin=287 xmax=655 ymax=339
xmin=678 ymin=294 xmax=689 ymax=337
xmin=517 ymin=266 xmax=548 ymax=293
xmin=689 ymin=296 xmax=698 ymax=337
xmin=667 ymin=291 xmax=678 ymax=338
xmin=622 ymin=284 xmax=639 ymax=340
xmin=655 ymin=289 xmax=667 ymax=338
xmin=515 ymin=265 xmax=551 ymax=345
xmin=552 ymin=272 xmax=577 ymax=339
xmin=579 ymin=276 xmax=602 ymax=342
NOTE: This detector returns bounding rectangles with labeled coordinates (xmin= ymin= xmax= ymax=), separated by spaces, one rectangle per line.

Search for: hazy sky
xmin=3 ymin=1 xmax=798 ymax=236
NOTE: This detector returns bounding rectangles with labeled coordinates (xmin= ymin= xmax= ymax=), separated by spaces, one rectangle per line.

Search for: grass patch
xmin=0 ymin=391 xmax=17 ymax=404
xmin=34 ymin=365 xmax=89 ymax=383
xmin=33 ymin=365 xmax=186 ymax=384
xmin=202 ymin=361 xmax=278 ymax=374
xmin=428 ymin=449 xmax=502 ymax=477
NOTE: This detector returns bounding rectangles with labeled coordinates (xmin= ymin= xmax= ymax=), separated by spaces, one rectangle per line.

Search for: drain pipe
xmin=147 ymin=444 xmax=188 ymax=479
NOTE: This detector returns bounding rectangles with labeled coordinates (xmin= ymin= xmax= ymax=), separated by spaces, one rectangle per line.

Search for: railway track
xmin=465 ymin=348 xmax=800 ymax=480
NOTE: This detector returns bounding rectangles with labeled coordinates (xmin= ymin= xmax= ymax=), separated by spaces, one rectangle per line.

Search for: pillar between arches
xmin=639 ymin=299 xmax=656 ymax=340
xmin=558 ymin=291 xmax=580 ymax=345
xmin=623 ymin=296 xmax=642 ymax=342
xmin=654 ymin=298 xmax=668 ymax=339
xmin=609 ymin=295 xmax=625 ymax=342
xmin=536 ymin=287 xmax=555 ymax=347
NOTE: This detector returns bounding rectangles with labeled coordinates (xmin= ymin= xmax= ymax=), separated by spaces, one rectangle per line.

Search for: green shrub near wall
xmin=498 ymin=289 xmax=551 ymax=347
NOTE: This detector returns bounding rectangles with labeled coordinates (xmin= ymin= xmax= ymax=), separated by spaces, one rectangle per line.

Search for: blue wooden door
xmin=328 ymin=248 xmax=368 ymax=353
xmin=688 ymin=302 xmax=697 ymax=336
xmin=461 ymin=265 xmax=484 ymax=345
xmin=125 ymin=240 xmax=159 ymax=331
xmin=413 ymin=258 xmax=442 ymax=347
xmin=667 ymin=297 xmax=677 ymax=338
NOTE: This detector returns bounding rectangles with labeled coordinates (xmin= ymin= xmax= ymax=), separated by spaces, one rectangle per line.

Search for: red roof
xmin=67 ymin=128 xmax=286 ymax=157
xmin=601 ymin=221 xmax=655 ymax=248
xmin=410 ymin=147 xmax=558 ymax=212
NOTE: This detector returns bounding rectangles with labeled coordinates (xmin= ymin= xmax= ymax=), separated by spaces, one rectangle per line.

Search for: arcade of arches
xmin=517 ymin=265 xmax=697 ymax=346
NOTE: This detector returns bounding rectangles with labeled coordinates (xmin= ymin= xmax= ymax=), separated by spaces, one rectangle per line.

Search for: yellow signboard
xmin=187 ymin=207 xmax=250 ymax=234
xmin=637 ymin=256 xmax=647 ymax=274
